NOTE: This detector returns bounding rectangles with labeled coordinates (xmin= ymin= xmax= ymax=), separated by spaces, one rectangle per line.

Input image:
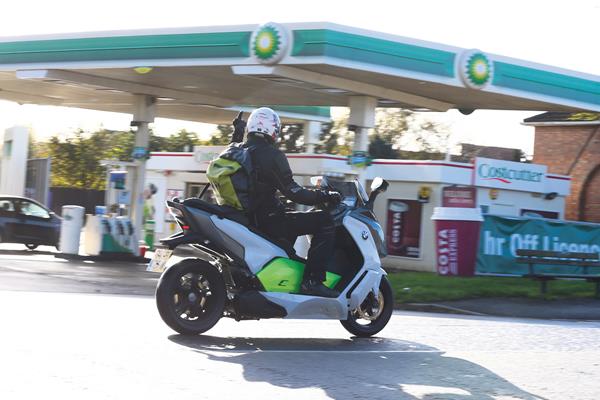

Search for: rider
xmin=232 ymin=107 xmax=342 ymax=298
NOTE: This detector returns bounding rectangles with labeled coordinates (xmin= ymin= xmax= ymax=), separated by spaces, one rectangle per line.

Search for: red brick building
xmin=527 ymin=112 xmax=600 ymax=221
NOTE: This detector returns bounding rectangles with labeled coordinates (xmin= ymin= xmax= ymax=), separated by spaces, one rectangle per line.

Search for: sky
xmin=0 ymin=0 xmax=599 ymax=156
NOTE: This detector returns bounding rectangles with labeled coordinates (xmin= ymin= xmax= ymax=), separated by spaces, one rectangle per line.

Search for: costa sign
xmin=437 ymin=228 xmax=458 ymax=275
xmin=474 ymin=157 xmax=547 ymax=193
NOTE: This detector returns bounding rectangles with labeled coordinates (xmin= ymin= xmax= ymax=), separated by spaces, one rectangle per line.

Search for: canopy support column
xmin=131 ymin=95 xmax=156 ymax=250
xmin=303 ymin=120 xmax=321 ymax=154
xmin=0 ymin=126 xmax=29 ymax=197
xmin=348 ymin=96 xmax=377 ymax=153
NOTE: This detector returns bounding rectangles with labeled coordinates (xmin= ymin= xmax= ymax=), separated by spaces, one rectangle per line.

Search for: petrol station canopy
xmin=0 ymin=21 xmax=598 ymax=124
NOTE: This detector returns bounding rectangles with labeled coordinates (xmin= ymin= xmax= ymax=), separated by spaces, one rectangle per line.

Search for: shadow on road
xmin=170 ymin=334 xmax=545 ymax=399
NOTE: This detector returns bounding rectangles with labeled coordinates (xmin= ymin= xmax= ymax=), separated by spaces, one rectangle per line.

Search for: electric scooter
xmin=149 ymin=176 xmax=393 ymax=337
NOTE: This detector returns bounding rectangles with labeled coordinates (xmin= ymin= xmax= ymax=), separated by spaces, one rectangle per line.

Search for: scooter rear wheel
xmin=340 ymin=276 xmax=394 ymax=337
xmin=156 ymin=258 xmax=226 ymax=335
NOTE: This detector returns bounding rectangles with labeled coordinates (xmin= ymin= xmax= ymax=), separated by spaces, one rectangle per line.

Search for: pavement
xmin=401 ymin=297 xmax=600 ymax=321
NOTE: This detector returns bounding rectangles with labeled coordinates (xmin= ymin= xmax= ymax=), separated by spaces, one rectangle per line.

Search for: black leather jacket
xmin=242 ymin=134 xmax=327 ymax=219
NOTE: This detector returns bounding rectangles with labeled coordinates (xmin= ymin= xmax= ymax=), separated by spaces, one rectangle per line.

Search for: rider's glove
xmin=323 ymin=191 xmax=342 ymax=205
xmin=232 ymin=111 xmax=246 ymax=143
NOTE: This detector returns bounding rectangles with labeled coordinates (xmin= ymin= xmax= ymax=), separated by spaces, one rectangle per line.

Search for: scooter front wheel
xmin=156 ymin=258 xmax=226 ymax=335
xmin=340 ymin=276 xmax=394 ymax=337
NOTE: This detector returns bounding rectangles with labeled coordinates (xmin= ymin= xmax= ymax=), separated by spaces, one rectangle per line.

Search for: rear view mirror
xmin=366 ymin=177 xmax=389 ymax=210
xmin=371 ymin=177 xmax=389 ymax=193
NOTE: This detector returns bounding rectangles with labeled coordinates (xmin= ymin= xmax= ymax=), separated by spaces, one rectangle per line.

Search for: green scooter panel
xmin=256 ymin=257 xmax=341 ymax=293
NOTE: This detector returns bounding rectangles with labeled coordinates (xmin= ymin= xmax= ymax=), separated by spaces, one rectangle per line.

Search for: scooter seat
xmin=183 ymin=198 xmax=305 ymax=262
xmin=183 ymin=198 xmax=249 ymax=226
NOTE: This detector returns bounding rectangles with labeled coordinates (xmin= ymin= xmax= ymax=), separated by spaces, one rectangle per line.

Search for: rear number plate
xmin=147 ymin=247 xmax=173 ymax=273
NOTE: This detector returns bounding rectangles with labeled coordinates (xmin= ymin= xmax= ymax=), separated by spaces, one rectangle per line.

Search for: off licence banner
xmin=477 ymin=215 xmax=600 ymax=275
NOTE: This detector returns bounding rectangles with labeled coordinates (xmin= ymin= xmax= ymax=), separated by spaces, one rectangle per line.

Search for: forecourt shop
xmin=146 ymin=149 xmax=570 ymax=272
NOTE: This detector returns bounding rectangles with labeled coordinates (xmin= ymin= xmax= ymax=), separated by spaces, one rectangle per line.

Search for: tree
xmin=278 ymin=124 xmax=304 ymax=153
xmin=368 ymin=135 xmax=397 ymax=159
xmin=38 ymin=127 xmax=203 ymax=190
xmin=317 ymin=109 xmax=352 ymax=155
xmin=155 ymin=129 xmax=199 ymax=152
xmin=203 ymin=125 xmax=233 ymax=145
xmin=317 ymin=108 xmax=448 ymax=158
xmin=370 ymin=108 xmax=449 ymax=159
xmin=46 ymin=129 xmax=109 ymax=189
xmin=204 ymin=123 xmax=306 ymax=152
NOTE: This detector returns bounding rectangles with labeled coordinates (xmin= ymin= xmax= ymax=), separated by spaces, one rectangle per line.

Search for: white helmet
xmin=247 ymin=107 xmax=281 ymax=142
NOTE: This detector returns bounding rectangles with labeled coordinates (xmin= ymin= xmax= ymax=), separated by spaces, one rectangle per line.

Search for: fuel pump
xmin=106 ymin=168 xmax=135 ymax=216
xmin=83 ymin=161 xmax=139 ymax=256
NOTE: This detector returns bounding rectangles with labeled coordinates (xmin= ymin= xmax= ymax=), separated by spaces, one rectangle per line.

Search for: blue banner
xmin=477 ymin=215 xmax=600 ymax=275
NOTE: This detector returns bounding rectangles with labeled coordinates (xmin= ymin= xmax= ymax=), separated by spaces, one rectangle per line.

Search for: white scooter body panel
xmin=210 ymin=216 xmax=287 ymax=274
xmin=261 ymin=292 xmax=347 ymax=319
xmin=343 ymin=215 xmax=383 ymax=271
xmin=347 ymin=269 xmax=385 ymax=310
xmin=260 ymin=215 xmax=386 ymax=319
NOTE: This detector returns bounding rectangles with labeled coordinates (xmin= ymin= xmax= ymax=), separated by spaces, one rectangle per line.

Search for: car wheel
xmin=25 ymin=244 xmax=38 ymax=250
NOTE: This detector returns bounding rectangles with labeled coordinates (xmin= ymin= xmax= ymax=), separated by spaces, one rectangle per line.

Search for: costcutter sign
xmin=474 ymin=157 xmax=547 ymax=193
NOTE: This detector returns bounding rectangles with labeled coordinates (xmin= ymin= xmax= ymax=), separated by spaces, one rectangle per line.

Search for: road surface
xmin=0 ymin=245 xmax=598 ymax=399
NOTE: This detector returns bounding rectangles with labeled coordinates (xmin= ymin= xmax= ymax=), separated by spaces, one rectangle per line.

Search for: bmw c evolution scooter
xmin=149 ymin=176 xmax=393 ymax=337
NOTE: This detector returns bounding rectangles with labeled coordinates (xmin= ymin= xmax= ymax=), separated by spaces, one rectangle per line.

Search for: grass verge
xmin=387 ymin=271 xmax=598 ymax=304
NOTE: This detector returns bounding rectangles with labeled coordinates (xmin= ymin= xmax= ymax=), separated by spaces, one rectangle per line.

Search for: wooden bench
xmin=515 ymin=249 xmax=600 ymax=298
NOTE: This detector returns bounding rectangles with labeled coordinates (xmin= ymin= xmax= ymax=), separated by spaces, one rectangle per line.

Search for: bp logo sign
xmin=459 ymin=49 xmax=493 ymax=89
xmin=250 ymin=22 xmax=289 ymax=64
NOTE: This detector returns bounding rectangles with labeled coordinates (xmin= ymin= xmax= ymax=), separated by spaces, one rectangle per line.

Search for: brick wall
xmin=533 ymin=125 xmax=600 ymax=221
xmin=581 ymin=166 xmax=600 ymax=222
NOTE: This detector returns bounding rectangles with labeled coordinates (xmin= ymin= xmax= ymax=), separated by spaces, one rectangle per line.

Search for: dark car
xmin=0 ymin=196 xmax=62 ymax=250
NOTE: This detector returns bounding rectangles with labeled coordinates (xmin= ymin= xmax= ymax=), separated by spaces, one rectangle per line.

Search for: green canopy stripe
xmin=0 ymin=31 xmax=251 ymax=64
xmin=292 ymin=29 xmax=456 ymax=78
xmin=493 ymin=62 xmax=600 ymax=106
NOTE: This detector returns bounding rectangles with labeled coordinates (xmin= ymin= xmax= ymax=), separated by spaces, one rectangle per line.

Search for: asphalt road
xmin=0 ymin=244 xmax=158 ymax=295
xmin=0 ymin=245 xmax=599 ymax=399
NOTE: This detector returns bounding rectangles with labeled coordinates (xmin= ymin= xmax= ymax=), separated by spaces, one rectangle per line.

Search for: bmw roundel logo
xmin=361 ymin=231 xmax=369 ymax=240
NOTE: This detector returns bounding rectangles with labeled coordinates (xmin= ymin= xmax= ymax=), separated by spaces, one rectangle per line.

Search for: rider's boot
xmin=300 ymin=278 xmax=340 ymax=298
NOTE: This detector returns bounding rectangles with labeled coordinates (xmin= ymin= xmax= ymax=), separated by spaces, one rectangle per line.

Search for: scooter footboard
xmin=346 ymin=269 xmax=384 ymax=311
xmin=261 ymin=292 xmax=347 ymax=319
xmin=258 ymin=269 xmax=385 ymax=320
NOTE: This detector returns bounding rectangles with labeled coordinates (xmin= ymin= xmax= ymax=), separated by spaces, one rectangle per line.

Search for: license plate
xmin=147 ymin=247 xmax=173 ymax=273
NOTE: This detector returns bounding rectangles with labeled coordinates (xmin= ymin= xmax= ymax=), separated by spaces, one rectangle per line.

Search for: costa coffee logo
xmin=437 ymin=228 xmax=458 ymax=275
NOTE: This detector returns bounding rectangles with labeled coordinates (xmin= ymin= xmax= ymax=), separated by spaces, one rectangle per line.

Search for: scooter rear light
xmin=182 ymin=225 xmax=190 ymax=231
xmin=168 ymin=206 xmax=184 ymax=219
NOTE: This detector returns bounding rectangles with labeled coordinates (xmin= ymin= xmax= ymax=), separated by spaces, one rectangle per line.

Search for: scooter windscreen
xmin=319 ymin=177 xmax=366 ymax=208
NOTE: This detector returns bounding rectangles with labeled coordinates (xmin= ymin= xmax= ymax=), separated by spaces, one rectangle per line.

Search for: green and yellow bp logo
xmin=250 ymin=22 xmax=289 ymax=64
xmin=459 ymin=50 xmax=493 ymax=89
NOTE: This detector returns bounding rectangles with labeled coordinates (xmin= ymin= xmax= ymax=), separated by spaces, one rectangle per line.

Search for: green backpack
xmin=206 ymin=143 xmax=256 ymax=212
